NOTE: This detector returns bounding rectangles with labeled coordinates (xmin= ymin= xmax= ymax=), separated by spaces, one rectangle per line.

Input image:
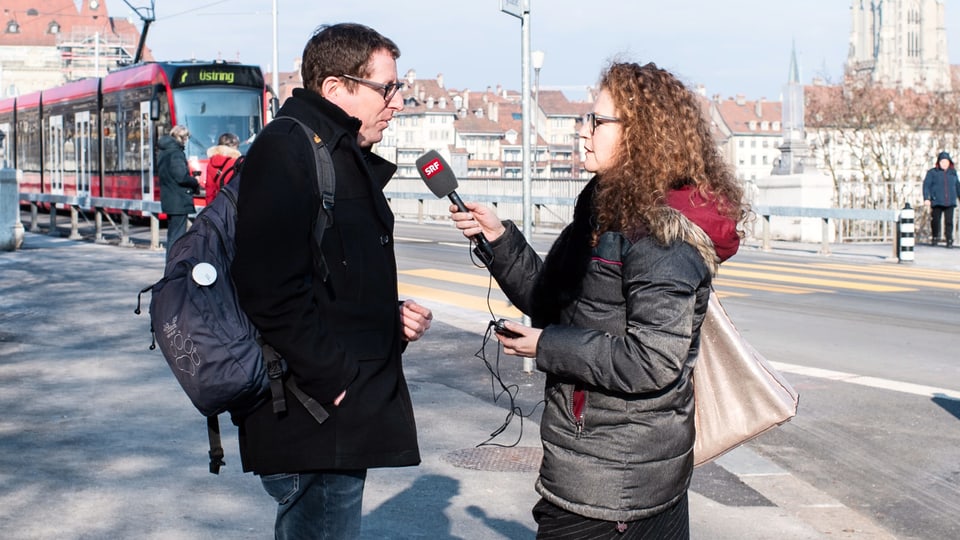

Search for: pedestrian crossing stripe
xmin=744 ymin=261 xmax=960 ymax=287
xmin=400 ymin=268 xmax=503 ymax=289
xmin=712 ymin=278 xmax=828 ymax=295
xmin=399 ymin=260 xmax=960 ymax=305
xmin=397 ymin=282 xmax=522 ymax=319
xmin=719 ymin=266 xmax=914 ymax=292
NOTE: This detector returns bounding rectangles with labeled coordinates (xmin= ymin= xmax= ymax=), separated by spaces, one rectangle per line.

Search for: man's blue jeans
xmin=260 ymin=470 xmax=367 ymax=540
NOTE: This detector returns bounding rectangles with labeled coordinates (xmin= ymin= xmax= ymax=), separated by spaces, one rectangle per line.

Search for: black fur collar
xmin=530 ymin=178 xmax=598 ymax=326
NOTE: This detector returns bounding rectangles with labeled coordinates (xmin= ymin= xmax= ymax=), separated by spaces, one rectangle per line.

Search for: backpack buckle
xmin=321 ymin=191 xmax=335 ymax=227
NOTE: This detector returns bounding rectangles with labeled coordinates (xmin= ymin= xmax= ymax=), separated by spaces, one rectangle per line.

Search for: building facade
xmin=709 ymin=95 xmax=783 ymax=182
xmin=0 ymin=0 xmax=147 ymax=98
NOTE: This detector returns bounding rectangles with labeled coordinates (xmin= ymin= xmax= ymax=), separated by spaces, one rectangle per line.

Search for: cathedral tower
xmin=846 ymin=0 xmax=951 ymax=91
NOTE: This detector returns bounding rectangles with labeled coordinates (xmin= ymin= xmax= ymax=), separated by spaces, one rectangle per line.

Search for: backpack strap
xmin=207 ymin=416 xmax=226 ymax=474
xmin=260 ymin=341 xmax=328 ymax=425
xmin=275 ymin=116 xmax=336 ymax=283
xmin=212 ymin=160 xmax=231 ymax=189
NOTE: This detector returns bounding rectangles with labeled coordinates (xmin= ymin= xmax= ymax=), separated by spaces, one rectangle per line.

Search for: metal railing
xmin=750 ymin=205 xmax=901 ymax=257
xmin=18 ymin=184 xmax=914 ymax=259
xmin=19 ymin=192 xmax=164 ymax=249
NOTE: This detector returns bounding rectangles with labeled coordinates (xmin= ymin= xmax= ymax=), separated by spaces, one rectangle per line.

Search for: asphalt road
xmin=21 ymin=210 xmax=960 ymax=539
xmin=391 ymin=221 xmax=960 ymax=540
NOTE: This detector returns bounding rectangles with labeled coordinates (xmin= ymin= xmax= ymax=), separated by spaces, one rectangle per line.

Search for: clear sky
xmin=103 ymin=1 xmax=960 ymax=102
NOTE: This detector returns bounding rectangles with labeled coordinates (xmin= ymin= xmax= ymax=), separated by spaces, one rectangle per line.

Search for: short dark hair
xmin=300 ymin=23 xmax=400 ymax=94
xmin=217 ymin=132 xmax=240 ymax=148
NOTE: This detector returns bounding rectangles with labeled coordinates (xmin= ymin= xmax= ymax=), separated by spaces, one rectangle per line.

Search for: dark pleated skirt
xmin=532 ymin=492 xmax=689 ymax=540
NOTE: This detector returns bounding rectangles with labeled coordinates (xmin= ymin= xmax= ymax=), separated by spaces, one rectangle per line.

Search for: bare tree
xmin=805 ymin=79 xmax=960 ymax=212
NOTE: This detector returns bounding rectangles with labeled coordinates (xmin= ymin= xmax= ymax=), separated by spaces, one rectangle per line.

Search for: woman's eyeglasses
xmin=583 ymin=112 xmax=620 ymax=134
xmin=340 ymin=74 xmax=405 ymax=101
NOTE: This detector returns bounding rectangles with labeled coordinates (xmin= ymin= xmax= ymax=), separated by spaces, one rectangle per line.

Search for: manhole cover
xmin=443 ymin=446 xmax=542 ymax=473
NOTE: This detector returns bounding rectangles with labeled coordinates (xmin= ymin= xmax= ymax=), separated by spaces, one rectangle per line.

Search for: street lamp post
xmin=271 ymin=0 xmax=280 ymax=118
xmin=531 ymin=50 xmax=544 ymax=182
xmin=499 ymin=0 xmax=533 ymax=244
xmin=500 ymin=0 xmax=535 ymax=373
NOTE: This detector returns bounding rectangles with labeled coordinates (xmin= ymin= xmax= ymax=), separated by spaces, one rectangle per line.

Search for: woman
xmin=204 ymin=132 xmax=241 ymax=206
xmin=450 ymin=62 xmax=746 ymax=538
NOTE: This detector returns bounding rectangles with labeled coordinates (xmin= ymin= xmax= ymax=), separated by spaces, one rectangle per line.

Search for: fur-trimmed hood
xmin=667 ymin=185 xmax=740 ymax=263
xmin=206 ymin=145 xmax=242 ymax=159
xmin=645 ymin=205 xmax=720 ymax=277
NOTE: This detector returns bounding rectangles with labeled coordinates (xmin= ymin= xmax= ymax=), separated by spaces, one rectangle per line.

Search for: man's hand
xmin=400 ymin=299 xmax=433 ymax=342
xmin=924 ymin=200 xmax=932 ymax=206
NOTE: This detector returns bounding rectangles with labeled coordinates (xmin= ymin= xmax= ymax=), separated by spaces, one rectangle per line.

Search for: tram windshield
xmin=172 ymin=87 xmax=263 ymax=158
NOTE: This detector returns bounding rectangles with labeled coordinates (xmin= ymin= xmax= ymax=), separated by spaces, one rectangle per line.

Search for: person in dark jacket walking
xmin=204 ymin=132 xmax=241 ymax=206
xmin=922 ymin=151 xmax=960 ymax=248
xmin=157 ymin=124 xmax=200 ymax=252
xmin=449 ymin=62 xmax=747 ymax=539
xmin=231 ymin=23 xmax=432 ymax=540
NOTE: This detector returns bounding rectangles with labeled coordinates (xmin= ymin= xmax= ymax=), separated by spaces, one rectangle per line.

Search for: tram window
xmin=86 ymin=114 xmax=100 ymax=175
xmin=102 ymin=108 xmax=118 ymax=172
xmin=114 ymin=100 xmax=147 ymax=172
xmin=0 ymin=127 xmax=6 ymax=167
xmin=173 ymin=88 xmax=263 ymax=157
xmin=64 ymin=126 xmax=76 ymax=172
xmin=17 ymin=113 xmax=40 ymax=172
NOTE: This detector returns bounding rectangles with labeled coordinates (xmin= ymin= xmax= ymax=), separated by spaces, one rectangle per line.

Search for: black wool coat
xmin=231 ymin=89 xmax=420 ymax=474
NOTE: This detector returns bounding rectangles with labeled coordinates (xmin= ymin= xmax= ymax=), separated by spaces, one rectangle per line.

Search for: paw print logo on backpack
xmin=162 ymin=316 xmax=202 ymax=376
xmin=173 ymin=332 xmax=201 ymax=376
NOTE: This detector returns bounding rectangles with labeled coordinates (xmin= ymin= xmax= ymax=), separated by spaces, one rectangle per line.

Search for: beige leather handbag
xmin=693 ymin=292 xmax=799 ymax=467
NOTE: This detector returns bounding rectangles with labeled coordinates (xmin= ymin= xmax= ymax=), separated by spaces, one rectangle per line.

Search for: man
xmin=157 ymin=124 xmax=200 ymax=252
xmin=231 ymin=23 xmax=433 ymax=539
xmin=923 ymin=151 xmax=960 ymax=248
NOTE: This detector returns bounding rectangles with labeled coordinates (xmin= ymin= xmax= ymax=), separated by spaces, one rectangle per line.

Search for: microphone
xmin=415 ymin=150 xmax=494 ymax=266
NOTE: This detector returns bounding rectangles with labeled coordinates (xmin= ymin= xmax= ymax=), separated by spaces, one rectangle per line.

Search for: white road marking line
xmin=770 ymin=361 xmax=960 ymax=400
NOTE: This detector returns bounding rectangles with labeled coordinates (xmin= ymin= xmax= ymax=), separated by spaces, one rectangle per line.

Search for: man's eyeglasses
xmin=583 ymin=112 xmax=620 ymax=134
xmin=340 ymin=74 xmax=405 ymax=101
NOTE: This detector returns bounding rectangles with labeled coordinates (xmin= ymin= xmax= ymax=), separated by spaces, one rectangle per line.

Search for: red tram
xmin=0 ymin=60 xmax=268 ymax=211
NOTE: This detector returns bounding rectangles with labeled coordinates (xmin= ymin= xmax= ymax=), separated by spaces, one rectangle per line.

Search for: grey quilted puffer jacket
xmin=487 ymin=208 xmax=716 ymax=522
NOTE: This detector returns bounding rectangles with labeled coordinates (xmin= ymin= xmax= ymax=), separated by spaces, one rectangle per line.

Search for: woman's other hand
xmin=494 ymin=319 xmax=541 ymax=358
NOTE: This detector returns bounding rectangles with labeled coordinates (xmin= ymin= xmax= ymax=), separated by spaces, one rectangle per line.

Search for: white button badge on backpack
xmin=192 ymin=262 xmax=218 ymax=286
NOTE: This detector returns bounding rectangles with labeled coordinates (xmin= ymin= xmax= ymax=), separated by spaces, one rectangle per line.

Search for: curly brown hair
xmin=592 ymin=62 xmax=746 ymax=243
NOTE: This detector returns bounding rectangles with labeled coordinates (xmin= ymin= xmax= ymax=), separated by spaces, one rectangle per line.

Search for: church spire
xmin=775 ymin=43 xmax=811 ymax=175
xmin=788 ymin=40 xmax=800 ymax=84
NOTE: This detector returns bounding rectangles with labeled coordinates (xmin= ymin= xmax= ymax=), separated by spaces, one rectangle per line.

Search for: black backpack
xmin=136 ymin=117 xmax=335 ymax=473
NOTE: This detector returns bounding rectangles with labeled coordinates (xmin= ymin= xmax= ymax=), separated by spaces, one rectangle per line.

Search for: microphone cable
xmin=472 ymin=272 xmax=545 ymax=448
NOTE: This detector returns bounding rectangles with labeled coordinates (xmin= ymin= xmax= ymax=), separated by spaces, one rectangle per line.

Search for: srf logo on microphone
xmin=421 ymin=158 xmax=443 ymax=178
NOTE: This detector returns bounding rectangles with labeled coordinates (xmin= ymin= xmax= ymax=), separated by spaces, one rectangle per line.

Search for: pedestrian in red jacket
xmin=204 ymin=132 xmax=241 ymax=206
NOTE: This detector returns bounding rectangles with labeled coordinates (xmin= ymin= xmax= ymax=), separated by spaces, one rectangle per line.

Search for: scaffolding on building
xmin=57 ymin=27 xmax=136 ymax=81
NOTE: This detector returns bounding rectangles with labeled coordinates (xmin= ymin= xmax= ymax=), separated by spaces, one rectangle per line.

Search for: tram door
xmin=139 ymin=101 xmax=155 ymax=200
xmin=48 ymin=115 xmax=64 ymax=195
xmin=75 ymin=111 xmax=92 ymax=197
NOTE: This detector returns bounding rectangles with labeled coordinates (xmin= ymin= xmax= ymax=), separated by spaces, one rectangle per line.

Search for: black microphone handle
xmin=447 ymin=191 xmax=494 ymax=266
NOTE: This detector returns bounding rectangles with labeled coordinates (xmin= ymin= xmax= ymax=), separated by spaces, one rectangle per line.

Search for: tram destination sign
xmin=172 ymin=65 xmax=264 ymax=89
